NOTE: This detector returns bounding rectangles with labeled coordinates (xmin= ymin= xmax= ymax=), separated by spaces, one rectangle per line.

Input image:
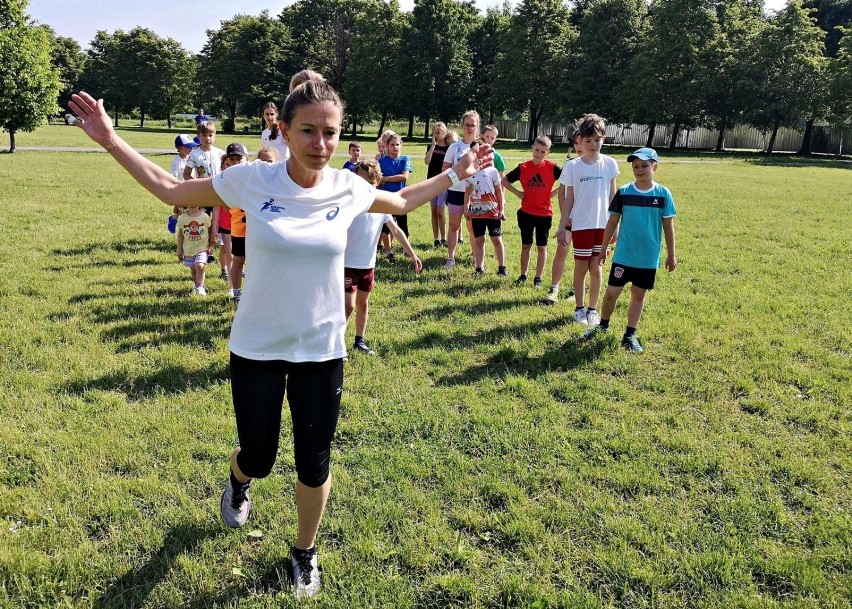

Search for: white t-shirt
xmin=444 ymin=140 xmax=471 ymax=192
xmin=212 ymin=161 xmax=375 ymax=362
xmin=559 ymin=155 xmax=620 ymax=231
xmin=261 ymin=128 xmax=290 ymax=161
xmin=345 ymin=213 xmax=393 ymax=269
xmin=170 ymin=154 xmax=191 ymax=180
xmin=186 ymin=146 xmax=225 ymax=179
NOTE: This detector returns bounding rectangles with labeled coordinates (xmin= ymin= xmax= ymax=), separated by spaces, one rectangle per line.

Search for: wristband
xmin=446 ymin=168 xmax=460 ymax=186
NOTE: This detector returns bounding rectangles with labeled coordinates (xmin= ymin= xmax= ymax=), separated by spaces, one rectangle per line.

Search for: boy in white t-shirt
xmin=184 ymin=121 xmax=225 ymax=262
xmin=346 ymin=160 xmax=422 ymax=355
xmin=167 ymin=134 xmax=198 ymax=232
xmin=555 ymin=113 xmax=620 ymax=326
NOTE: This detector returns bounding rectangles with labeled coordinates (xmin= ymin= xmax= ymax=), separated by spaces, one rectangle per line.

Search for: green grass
xmin=0 ymin=146 xmax=850 ymax=608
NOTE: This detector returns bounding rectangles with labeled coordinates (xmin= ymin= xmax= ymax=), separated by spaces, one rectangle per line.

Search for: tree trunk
xmin=715 ymin=124 xmax=726 ymax=152
xmin=797 ymin=118 xmax=814 ymax=155
xmin=114 ymin=110 xmax=119 ymax=127
xmin=407 ymin=114 xmax=414 ymax=139
xmin=167 ymin=114 xmax=172 ymax=130
xmin=424 ymin=118 xmax=430 ymax=139
xmin=645 ymin=123 xmax=656 ymax=147
xmin=351 ymin=119 xmax=357 ymax=138
xmin=8 ymin=129 xmax=15 ymax=153
xmin=377 ymin=111 xmax=387 ymax=137
xmin=668 ymin=123 xmax=680 ymax=150
xmin=528 ymin=105 xmax=540 ymax=143
xmin=765 ymin=119 xmax=780 ymax=154
xmin=140 ymin=109 xmax=145 ymax=128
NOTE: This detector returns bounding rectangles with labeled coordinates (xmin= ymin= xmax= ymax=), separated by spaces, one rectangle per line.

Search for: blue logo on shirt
xmin=261 ymin=198 xmax=284 ymax=213
xmin=326 ymin=206 xmax=340 ymax=220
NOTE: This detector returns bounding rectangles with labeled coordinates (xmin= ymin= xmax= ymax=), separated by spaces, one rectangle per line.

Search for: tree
xmin=198 ymin=12 xmax=297 ymax=128
xmin=492 ymin=0 xmax=576 ymax=142
xmin=0 ymin=0 xmax=61 ymax=152
xmin=572 ymin=0 xmax=648 ymax=124
xmin=78 ymin=31 xmax=133 ymax=126
xmin=746 ymin=0 xmax=827 ymax=154
xmin=469 ymin=3 xmax=511 ymax=126
xmin=45 ymin=31 xmax=87 ymax=112
xmin=826 ymin=26 xmax=852 ymax=137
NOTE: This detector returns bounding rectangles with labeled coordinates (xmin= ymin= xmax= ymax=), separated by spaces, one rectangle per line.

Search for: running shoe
xmin=533 ymin=277 xmax=543 ymax=288
xmin=474 ymin=267 xmax=484 ymax=276
xmin=441 ymin=239 xmax=448 ymax=247
xmin=434 ymin=239 xmax=441 ymax=247
xmin=385 ymin=251 xmax=396 ymax=263
xmin=586 ymin=309 xmax=600 ymax=327
xmin=497 ymin=266 xmax=508 ymax=277
xmin=220 ymin=268 xmax=229 ymax=280
xmin=572 ymin=308 xmax=588 ymax=324
xmin=220 ymin=476 xmax=251 ymax=529
xmin=621 ymin=335 xmax=644 ymax=353
xmin=443 ymin=258 xmax=455 ymax=270
xmin=291 ymin=546 xmax=321 ymax=599
xmin=583 ymin=325 xmax=609 ymax=340
xmin=513 ymin=275 xmax=527 ymax=285
xmin=194 ymin=285 xmax=207 ymax=296
xmin=541 ymin=287 xmax=559 ymax=306
xmin=353 ymin=341 xmax=376 ymax=355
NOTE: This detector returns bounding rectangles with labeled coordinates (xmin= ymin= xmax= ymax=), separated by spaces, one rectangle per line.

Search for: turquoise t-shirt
xmin=609 ymin=182 xmax=676 ymax=269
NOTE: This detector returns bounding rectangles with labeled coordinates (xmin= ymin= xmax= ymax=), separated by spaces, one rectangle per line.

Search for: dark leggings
xmin=230 ymin=352 xmax=343 ymax=488
xmin=382 ymin=214 xmax=409 ymax=237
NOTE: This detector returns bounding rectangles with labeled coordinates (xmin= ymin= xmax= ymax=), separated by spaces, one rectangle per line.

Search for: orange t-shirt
xmin=230 ymin=207 xmax=246 ymax=237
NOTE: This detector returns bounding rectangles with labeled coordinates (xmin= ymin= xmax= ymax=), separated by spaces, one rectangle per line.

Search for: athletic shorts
xmin=571 ymin=228 xmax=605 ymax=260
xmin=231 ymin=236 xmax=246 ymax=257
xmin=446 ymin=190 xmax=464 ymax=207
xmin=517 ymin=209 xmax=552 ymax=247
xmin=344 ymin=267 xmax=375 ymax=293
xmin=431 ymin=190 xmax=448 ymax=208
xmin=218 ymin=227 xmax=231 ymax=235
xmin=471 ymin=218 xmax=502 ymax=238
xmin=182 ymin=251 xmax=209 ymax=267
xmin=608 ymin=263 xmax=657 ymax=290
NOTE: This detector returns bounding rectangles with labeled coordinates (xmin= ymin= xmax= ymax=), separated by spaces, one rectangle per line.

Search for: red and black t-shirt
xmin=505 ymin=160 xmax=561 ymax=217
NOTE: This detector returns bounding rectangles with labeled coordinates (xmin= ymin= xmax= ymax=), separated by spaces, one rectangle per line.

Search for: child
xmin=260 ymin=102 xmax=289 ymax=161
xmin=346 ymin=160 xmax=422 ymax=355
xmin=374 ymin=137 xmax=385 ymax=161
xmin=541 ymin=129 xmax=584 ymax=304
xmin=184 ymin=121 xmax=225 ymax=257
xmin=502 ymin=135 xmax=562 ymax=287
xmin=378 ymin=132 xmax=413 ymax=255
xmin=257 ymin=146 xmax=280 ymax=163
xmin=425 ymin=122 xmax=449 ymax=246
xmin=465 ymin=142 xmax=507 ymax=276
xmin=554 ymin=114 xmax=620 ymax=326
xmin=343 ymin=141 xmax=361 ymax=172
xmin=222 ymin=143 xmax=249 ymax=303
xmin=168 ymin=134 xmax=198 ymax=232
xmin=584 ymin=148 xmax=677 ymax=352
xmin=482 ymin=125 xmax=506 ymax=179
xmin=176 ymin=205 xmax=214 ymax=296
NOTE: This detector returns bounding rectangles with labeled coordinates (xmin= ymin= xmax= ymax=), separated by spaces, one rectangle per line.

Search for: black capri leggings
xmin=382 ymin=214 xmax=409 ymax=237
xmin=230 ymin=352 xmax=343 ymax=488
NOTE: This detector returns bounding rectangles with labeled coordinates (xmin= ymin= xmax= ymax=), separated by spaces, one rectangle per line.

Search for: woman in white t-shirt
xmin=260 ymin=101 xmax=289 ymax=161
xmin=441 ymin=110 xmax=480 ymax=269
xmin=68 ymin=78 xmax=491 ymax=599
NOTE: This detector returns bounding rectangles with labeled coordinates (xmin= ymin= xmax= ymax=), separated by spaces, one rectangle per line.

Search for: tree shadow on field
xmin=51 ymin=236 xmax=174 ymax=258
xmin=744 ymin=156 xmax=851 ymax=170
xmin=93 ymin=521 xmax=222 ymax=609
xmin=63 ymin=360 xmax=229 ymax=401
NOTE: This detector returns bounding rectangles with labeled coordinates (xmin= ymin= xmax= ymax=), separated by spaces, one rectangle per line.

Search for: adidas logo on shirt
xmin=525 ymin=173 xmax=546 ymax=188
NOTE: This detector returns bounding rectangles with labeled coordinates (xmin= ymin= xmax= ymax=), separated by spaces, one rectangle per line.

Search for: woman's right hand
xmin=68 ymin=92 xmax=116 ymax=147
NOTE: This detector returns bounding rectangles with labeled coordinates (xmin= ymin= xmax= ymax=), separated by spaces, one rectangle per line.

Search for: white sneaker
xmin=194 ymin=285 xmax=207 ymax=296
xmin=586 ymin=309 xmax=600 ymax=327
xmin=572 ymin=308 xmax=588 ymax=324
xmin=291 ymin=546 xmax=321 ymax=598
xmin=443 ymin=258 xmax=455 ymax=270
xmin=220 ymin=477 xmax=251 ymax=529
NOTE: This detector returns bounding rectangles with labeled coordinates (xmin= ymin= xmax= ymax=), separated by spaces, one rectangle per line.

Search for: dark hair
xmin=262 ymin=102 xmax=279 ymax=140
xmin=281 ymin=76 xmax=344 ymax=125
xmin=577 ymin=113 xmax=607 ymax=138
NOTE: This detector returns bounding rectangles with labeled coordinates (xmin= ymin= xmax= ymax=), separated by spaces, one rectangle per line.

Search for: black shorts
xmin=231 ymin=236 xmax=246 ymax=257
xmin=218 ymin=227 xmax=231 ymax=235
xmin=446 ymin=190 xmax=465 ymax=206
xmin=608 ymin=263 xmax=657 ymax=290
xmin=517 ymin=209 xmax=552 ymax=247
xmin=471 ymin=218 xmax=502 ymax=238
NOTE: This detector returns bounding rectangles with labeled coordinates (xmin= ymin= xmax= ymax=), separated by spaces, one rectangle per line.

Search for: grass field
xmin=0 ymin=140 xmax=850 ymax=608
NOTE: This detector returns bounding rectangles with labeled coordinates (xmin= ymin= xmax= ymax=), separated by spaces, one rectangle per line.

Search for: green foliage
xmin=198 ymin=12 xmax=296 ymax=123
xmin=827 ymin=25 xmax=852 ymax=126
xmin=48 ymin=33 xmax=87 ymax=111
xmin=0 ymin=9 xmax=60 ymax=151
xmin=492 ymin=0 xmax=576 ymax=140
xmin=469 ymin=3 xmax=512 ymax=122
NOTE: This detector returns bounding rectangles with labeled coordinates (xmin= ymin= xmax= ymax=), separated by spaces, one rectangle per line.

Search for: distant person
xmin=378 ymin=132 xmax=413 ymax=241
xmin=502 ymin=135 xmax=562 ymax=287
xmin=584 ymin=147 xmax=677 ymax=352
xmin=345 ymin=159 xmax=422 ymax=355
xmin=168 ymin=134 xmax=199 ymax=232
xmin=425 ymin=122 xmax=449 ymax=246
xmin=176 ymin=205 xmax=214 ymax=296
xmin=442 ymin=111 xmax=481 ymax=269
xmin=555 ymin=113 xmax=620 ymax=326
xmin=481 ymin=124 xmax=505 ymax=179
xmin=343 ymin=141 xmax=361 ymax=172
xmin=185 ymin=120 xmax=224 ymax=263
xmin=260 ymin=102 xmax=289 ymax=161
xmin=222 ymin=143 xmax=249 ymax=304
xmin=194 ymin=108 xmax=210 ymax=126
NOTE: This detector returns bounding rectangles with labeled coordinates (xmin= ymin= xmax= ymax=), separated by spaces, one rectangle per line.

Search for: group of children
xmin=168 ymin=108 xmax=677 ymax=354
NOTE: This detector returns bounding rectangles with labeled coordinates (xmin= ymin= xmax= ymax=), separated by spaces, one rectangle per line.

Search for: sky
xmin=28 ymin=0 xmax=789 ymax=55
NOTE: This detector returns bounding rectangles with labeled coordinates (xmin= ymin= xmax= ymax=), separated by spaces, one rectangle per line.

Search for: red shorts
xmin=571 ymin=228 xmax=605 ymax=260
xmin=344 ymin=267 xmax=375 ymax=293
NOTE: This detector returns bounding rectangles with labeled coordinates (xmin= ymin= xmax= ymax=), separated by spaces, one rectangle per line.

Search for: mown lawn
xmin=0 ymin=146 xmax=849 ymax=608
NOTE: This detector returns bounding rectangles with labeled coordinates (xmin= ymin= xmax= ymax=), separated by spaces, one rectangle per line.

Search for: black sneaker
xmin=457 ymin=235 xmax=463 ymax=244
xmin=621 ymin=335 xmax=644 ymax=353
xmin=497 ymin=266 xmax=508 ymax=277
xmin=291 ymin=546 xmax=321 ymax=599
xmin=474 ymin=267 xmax=484 ymax=276
xmin=533 ymin=277 xmax=543 ymax=288
xmin=434 ymin=239 xmax=441 ymax=247
xmin=441 ymin=239 xmax=448 ymax=247
xmin=514 ymin=274 xmax=527 ymax=285
xmin=353 ymin=341 xmax=376 ymax=355
xmin=385 ymin=251 xmax=396 ymax=263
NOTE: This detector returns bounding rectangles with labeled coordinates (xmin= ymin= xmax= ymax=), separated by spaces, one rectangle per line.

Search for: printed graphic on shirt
xmin=184 ymin=221 xmax=206 ymax=241
xmin=525 ymin=173 xmax=546 ymax=188
xmin=261 ymin=198 xmax=285 ymax=213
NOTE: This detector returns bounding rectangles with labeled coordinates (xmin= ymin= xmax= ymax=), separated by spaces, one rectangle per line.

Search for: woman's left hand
xmin=454 ymin=144 xmax=494 ymax=179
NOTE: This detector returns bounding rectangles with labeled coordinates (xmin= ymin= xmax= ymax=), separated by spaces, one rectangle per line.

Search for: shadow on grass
xmin=744 ymin=156 xmax=851 ymax=170
xmin=64 ymin=360 xmax=229 ymax=401
xmin=93 ymin=521 xmax=223 ymax=609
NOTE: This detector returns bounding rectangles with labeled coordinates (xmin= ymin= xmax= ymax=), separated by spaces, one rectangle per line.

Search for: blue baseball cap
xmin=627 ymin=147 xmax=659 ymax=163
xmin=175 ymin=134 xmax=199 ymax=149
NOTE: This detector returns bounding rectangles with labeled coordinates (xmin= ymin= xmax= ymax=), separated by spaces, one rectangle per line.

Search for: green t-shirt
xmin=492 ymin=149 xmax=506 ymax=172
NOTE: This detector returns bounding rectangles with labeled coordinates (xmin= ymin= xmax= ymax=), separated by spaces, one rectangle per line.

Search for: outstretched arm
xmin=370 ymin=145 xmax=493 ymax=216
xmin=69 ymin=92 xmax=224 ymax=208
